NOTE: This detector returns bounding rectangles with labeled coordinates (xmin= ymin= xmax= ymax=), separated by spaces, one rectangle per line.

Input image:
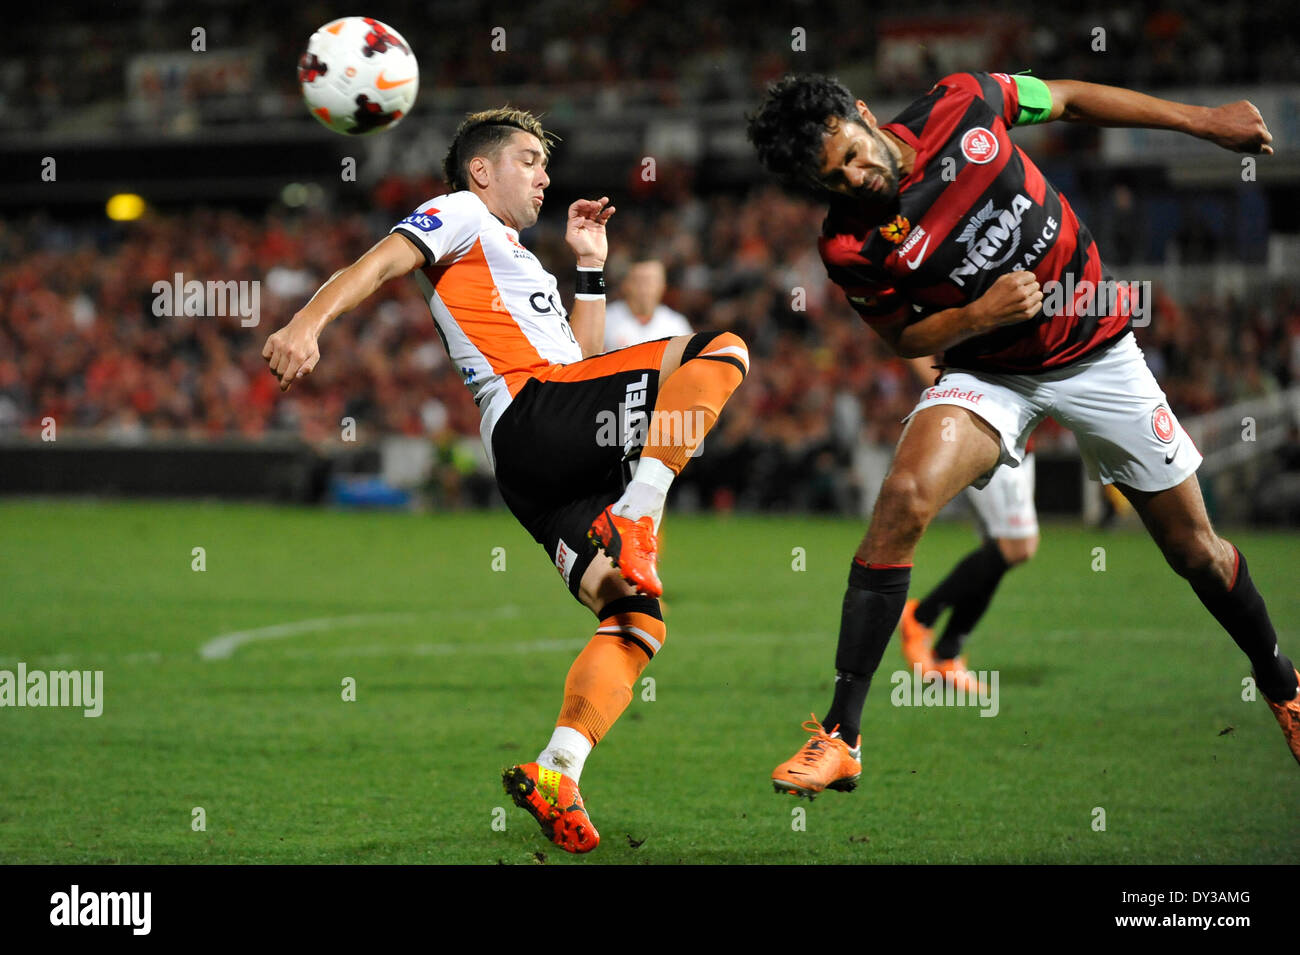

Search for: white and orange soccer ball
xmin=298 ymin=17 xmax=419 ymax=135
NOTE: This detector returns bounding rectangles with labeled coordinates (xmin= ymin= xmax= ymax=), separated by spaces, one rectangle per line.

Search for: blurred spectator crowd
xmin=3 ymin=181 xmax=1298 ymax=512
xmin=4 ymin=0 xmax=1298 ymax=133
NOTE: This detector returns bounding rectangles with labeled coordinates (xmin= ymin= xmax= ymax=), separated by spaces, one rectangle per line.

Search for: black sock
xmin=1191 ymin=545 xmax=1297 ymax=702
xmin=914 ymin=538 xmax=1008 ymax=630
xmin=823 ymin=560 xmax=911 ymax=744
xmin=933 ymin=539 xmax=1011 ymax=660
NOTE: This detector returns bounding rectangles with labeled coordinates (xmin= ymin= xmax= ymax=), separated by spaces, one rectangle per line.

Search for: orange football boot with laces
xmin=502 ymin=762 xmax=600 ymax=853
xmin=771 ymin=715 xmax=862 ymax=799
xmin=589 ymin=506 xmax=662 ymax=597
xmin=1262 ymin=668 xmax=1300 ymax=767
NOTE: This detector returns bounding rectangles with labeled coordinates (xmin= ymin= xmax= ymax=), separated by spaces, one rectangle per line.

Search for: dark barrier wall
xmin=0 ymin=441 xmax=329 ymax=501
xmin=0 ymin=440 xmax=1090 ymax=516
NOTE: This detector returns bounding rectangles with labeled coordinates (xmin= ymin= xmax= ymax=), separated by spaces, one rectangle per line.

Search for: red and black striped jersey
xmin=820 ymin=71 xmax=1134 ymax=374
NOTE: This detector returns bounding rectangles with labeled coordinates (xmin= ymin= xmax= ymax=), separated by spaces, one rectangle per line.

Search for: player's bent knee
xmin=679 ymin=330 xmax=750 ymax=379
xmin=595 ymin=594 xmax=666 ymax=660
xmin=998 ymin=535 xmax=1039 ymax=565
xmin=876 ymin=470 xmax=935 ymax=538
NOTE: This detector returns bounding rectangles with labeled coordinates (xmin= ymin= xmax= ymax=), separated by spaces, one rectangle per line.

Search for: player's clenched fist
xmin=971 ymin=271 xmax=1044 ymax=329
xmin=1205 ymin=100 xmax=1274 ymax=155
xmin=262 ymin=318 xmax=321 ymax=392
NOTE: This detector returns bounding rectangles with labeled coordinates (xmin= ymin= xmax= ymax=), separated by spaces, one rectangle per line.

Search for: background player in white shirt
xmin=602 ymin=260 xmax=693 ymax=351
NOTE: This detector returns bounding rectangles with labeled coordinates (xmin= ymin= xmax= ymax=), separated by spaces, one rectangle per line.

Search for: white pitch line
xmin=198 ymin=612 xmax=426 ymax=660
xmin=197 ymin=605 xmax=523 ymax=660
xmin=270 ymin=629 xmax=811 ymax=660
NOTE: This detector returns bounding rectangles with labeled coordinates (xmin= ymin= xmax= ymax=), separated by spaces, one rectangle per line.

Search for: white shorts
xmin=906 ymin=333 xmax=1202 ymax=493
xmin=967 ymin=452 xmax=1038 ymax=539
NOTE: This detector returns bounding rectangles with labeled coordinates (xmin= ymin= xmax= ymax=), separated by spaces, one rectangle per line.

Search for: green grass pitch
xmin=0 ymin=498 xmax=1296 ymax=864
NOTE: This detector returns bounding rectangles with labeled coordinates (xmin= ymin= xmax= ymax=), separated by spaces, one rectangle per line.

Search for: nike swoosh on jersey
xmin=905 ymin=236 xmax=932 ymax=270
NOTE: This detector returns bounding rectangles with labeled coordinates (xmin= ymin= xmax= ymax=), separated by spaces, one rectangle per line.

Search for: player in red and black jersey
xmin=748 ymin=71 xmax=1298 ymax=792
xmin=818 ymin=71 xmax=1132 ymax=372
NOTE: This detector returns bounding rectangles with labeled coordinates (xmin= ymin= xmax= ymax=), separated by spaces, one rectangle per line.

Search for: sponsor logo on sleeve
xmin=401 ymin=207 xmax=442 ymax=231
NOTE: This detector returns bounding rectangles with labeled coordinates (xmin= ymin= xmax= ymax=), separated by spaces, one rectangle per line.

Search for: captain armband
xmin=1011 ymin=74 xmax=1054 ymax=126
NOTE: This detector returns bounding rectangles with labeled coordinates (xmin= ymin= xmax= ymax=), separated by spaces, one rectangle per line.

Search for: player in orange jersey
xmin=262 ymin=107 xmax=749 ymax=853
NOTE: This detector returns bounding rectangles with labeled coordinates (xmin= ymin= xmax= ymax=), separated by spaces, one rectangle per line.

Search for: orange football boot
xmin=1262 ymin=668 xmax=1300 ymax=767
xmin=928 ymin=655 xmax=988 ymax=696
xmin=589 ymin=506 xmax=662 ymax=597
xmin=899 ymin=598 xmax=934 ymax=668
xmin=771 ymin=715 xmax=862 ymax=799
xmin=502 ymin=762 xmax=600 ymax=853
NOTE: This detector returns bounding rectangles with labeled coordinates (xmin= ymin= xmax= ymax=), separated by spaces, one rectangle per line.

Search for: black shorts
xmin=490 ymin=339 xmax=668 ymax=599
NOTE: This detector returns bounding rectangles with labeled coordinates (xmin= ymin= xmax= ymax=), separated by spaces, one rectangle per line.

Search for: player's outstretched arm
xmin=1042 ymin=80 xmax=1273 ymax=154
xmin=564 ymin=196 xmax=615 ymax=357
xmin=262 ymin=233 xmax=424 ymax=392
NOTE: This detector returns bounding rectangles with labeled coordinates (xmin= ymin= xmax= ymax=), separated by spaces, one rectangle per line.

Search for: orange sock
xmin=642 ymin=331 xmax=748 ymax=474
xmin=557 ymin=603 xmax=666 ymax=745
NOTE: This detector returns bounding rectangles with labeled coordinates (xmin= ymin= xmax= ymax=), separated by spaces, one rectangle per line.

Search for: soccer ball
xmin=298 ymin=17 xmax=419 ymax=135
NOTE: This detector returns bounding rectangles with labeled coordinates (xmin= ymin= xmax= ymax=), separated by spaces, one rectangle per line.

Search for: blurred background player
xmin=603 ymin=259 xmax=693 ymax=351
xmin=262 ymin=107 xmax=748 ymax=852
xmin=748 ymin=70 xmax=1298 ymax=798
xmin=898 ymin=356 xmax=1039 ymax=693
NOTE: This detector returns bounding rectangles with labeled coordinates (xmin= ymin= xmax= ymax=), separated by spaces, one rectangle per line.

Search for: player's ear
xmin=856 ymin=100 xmax=877 ymax=128
xmin=468 ymin=155 xmax=491 ymax=190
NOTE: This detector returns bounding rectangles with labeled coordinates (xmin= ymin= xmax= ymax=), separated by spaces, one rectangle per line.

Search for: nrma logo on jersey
xmin=402 ymin=207 xmax=442 ymax=231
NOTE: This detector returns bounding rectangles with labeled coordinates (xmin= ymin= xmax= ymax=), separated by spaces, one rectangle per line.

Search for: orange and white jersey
xmin=390 ymin=190 xmax=583 ymax=469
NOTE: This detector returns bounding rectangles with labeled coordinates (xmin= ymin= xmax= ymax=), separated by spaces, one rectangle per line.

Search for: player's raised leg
xmin=503 ymin=562 xmax=661 ymax=852
xmin=1119 ymin=475 xmax=1299 ymax=764
xmin=773 ymin=404 xmax=1002 ymax=796
xmin=590 ymin=330 xmax=749 ymax=596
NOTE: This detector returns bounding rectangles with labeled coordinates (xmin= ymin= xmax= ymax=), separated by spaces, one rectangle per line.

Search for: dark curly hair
xmin=746 ymin=74 xmax=863 ymax=198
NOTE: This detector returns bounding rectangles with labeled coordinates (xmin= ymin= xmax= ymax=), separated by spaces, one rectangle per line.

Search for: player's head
xmin=747 ymin=74 xmax=900 ymax=203
xmin=443 ymin=107 xmax=556 ymax=229
xmin=621 ymin=260 xmax=667 ymax=318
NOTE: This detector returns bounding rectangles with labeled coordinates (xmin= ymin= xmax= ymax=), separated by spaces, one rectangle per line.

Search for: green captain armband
xmin=1011 ymin=74 xmax=1054 ymax=125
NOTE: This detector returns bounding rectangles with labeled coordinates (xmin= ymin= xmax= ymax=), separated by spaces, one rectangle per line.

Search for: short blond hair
xmin=443 ymin=107 xmax=557 ymax=191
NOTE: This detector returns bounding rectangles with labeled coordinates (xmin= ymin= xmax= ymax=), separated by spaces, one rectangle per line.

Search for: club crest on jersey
xmin=879 ymin=215 xmax=911 ymax=244
xmin=960 ymin=127 xmax=999 ymax=164
xmin=1151 ymin=405 xmax=1176 ymax=443
xmin=402 ymin=208 xmax=442 ymax=231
